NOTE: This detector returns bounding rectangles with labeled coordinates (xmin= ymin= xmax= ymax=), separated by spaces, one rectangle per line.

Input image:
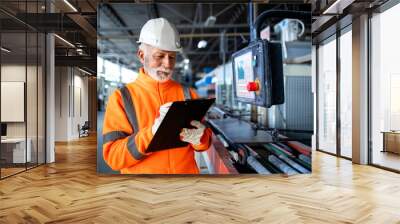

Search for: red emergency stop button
xmin=246 ymin=81 xmax=259 ymax=91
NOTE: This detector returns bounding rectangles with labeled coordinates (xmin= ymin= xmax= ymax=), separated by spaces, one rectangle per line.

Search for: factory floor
xmin=0 ymin=135 xmax=400 ymax=223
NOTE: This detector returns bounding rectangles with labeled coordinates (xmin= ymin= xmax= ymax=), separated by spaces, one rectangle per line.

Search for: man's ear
xmin=137 ymin=49 xmax=145 ymax=64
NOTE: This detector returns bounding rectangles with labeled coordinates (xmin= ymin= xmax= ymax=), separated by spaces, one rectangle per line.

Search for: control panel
xmin=232 ymin=39 xmax=284 ymax=107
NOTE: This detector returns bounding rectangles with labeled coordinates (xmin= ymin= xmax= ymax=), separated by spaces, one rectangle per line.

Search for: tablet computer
xmin=146 ymin=98 xmax=215 ymax=152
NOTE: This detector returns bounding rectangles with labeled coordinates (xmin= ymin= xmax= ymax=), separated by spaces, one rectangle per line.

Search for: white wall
xmin=1 ymin=65 xmax=26 ymax=139
xmin=54 ymin=66 xmax=68 ymax=141
xmin=71 ymin=72 xmax=89 ymax=138
xmin=1 ymin=64 xmax=46 ymax=164
xmin=1 ymin=65 xmax=37 ymax=138
xmin=54 ymin=66 xmax=89 ymax=141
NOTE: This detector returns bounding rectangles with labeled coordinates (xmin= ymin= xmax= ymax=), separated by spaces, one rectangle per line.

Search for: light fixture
xmin=197 ymin=40 xmax=207 ymax=49
xmin=1 ymin=47 xmax=11 ymax=53
xmin=54 ymin=34 xmax=75 ymax=48
xmin=76 ymin=43 xmax=85 ymax=48
xmin=322 ymin=0 xmax=347 ymax=15
xmin=78 ymin=67 xmax=92 ymax=76
xmin=63 ymin=0 xmax=78 ymax=12
xmin=204 ymin=16 xmax=216 ymax=27
xmin=184 ymin=64 xmax=189 ymax=70
xmin=183 ymin=58 xmax=190 ymax=64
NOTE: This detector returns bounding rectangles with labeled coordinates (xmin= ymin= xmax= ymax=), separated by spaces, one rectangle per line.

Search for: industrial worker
xmin=102 ymin=18 xmax=212 ymax=174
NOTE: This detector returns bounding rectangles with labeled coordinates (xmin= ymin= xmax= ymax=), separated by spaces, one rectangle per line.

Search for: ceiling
xmin=98 ymin=3 xmax=250 ymax=72
xmin=0 ymin=1 xmax=311 ymax=79
xmin=98 ymin=3 xmax=311 ymax=76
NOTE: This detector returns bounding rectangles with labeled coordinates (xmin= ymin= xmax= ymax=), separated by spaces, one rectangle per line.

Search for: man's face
xmin=138 ymin=45 xmax=177 ymax=82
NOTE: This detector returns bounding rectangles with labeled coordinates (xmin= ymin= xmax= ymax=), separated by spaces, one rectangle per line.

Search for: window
xmin=370 ymin=3 xmax=400 ymax=171
xmin=0 ymin=1 xmax=46 ymax=179
xmin=318 ymin=36 xmax=337 ymax=154
xmin=339 ymin=28 xmax=352 ymax=158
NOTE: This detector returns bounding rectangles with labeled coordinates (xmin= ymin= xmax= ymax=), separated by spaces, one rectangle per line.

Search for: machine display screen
xmin=233 ymin=51 xmax=255 ymax=100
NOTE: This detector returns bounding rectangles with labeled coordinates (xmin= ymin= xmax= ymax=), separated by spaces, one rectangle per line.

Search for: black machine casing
xmin=232 ymin=39 xmax=284 ymax=108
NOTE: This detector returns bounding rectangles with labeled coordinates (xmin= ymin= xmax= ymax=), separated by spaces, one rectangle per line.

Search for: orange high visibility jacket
xmin=102 ymin=68 xmax=212 ymax=174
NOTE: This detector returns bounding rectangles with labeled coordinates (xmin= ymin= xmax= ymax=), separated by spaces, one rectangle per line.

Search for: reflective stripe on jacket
xmin=102 ymin=67 xmax=212 ymax=174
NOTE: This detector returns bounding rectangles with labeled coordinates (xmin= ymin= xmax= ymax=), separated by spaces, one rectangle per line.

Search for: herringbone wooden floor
xmin=1 ymin=135 xmax=400 ymax=223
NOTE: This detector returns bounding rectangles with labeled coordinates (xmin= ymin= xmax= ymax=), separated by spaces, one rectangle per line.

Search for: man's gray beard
xmin=144 ymin=58 xmax=173 ymax=82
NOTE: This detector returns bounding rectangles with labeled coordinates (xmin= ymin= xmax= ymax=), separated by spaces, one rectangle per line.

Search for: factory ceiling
xmin=0 ymin=1 xmax=311 ymax=76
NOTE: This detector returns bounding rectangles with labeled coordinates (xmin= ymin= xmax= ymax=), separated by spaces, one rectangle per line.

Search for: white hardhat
xmin=137 ymin=18 xmax=182 ymax=52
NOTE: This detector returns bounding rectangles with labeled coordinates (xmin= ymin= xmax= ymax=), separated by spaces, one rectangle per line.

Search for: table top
xmin=381 ymin=131 xmax=400 ymax=134
xmin=1 ymin=138 xmax=29 ymax=143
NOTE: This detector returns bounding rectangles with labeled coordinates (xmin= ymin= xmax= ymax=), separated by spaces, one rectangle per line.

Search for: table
xmin=382 ymin=131 xmax=400 ymax=154
xmin=1 ymin=138 xmax=32 ymax=164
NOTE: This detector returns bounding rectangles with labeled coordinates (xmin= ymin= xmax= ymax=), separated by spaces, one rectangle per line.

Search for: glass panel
xmin=0 ymin=1 xmax=46 ymax=178
xmin=38 ymin=32 xmax=45 ymax=165
xmin=0 ymin=0 xmax=29 ymax=178
xmin=371 ymin=4 xmax=400 ymax=171
xmin=36 ymin=0 xmax=46 ymax=165
xmin=1 ymin=31 xmax=27 ymax=177
xmin=26 ymin=0 xmax=39 ymax=169
xmin=339 ymin=29 xmax=352 ymax=158
xmin=27 ymin=30 xmax=38 ymax=169
xmin=318 ymin=37 xmax=337 ymax=154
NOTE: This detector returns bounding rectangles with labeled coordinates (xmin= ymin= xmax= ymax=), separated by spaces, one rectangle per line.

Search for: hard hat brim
xmin=136 ymin=41 xmax=182 ymax=53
